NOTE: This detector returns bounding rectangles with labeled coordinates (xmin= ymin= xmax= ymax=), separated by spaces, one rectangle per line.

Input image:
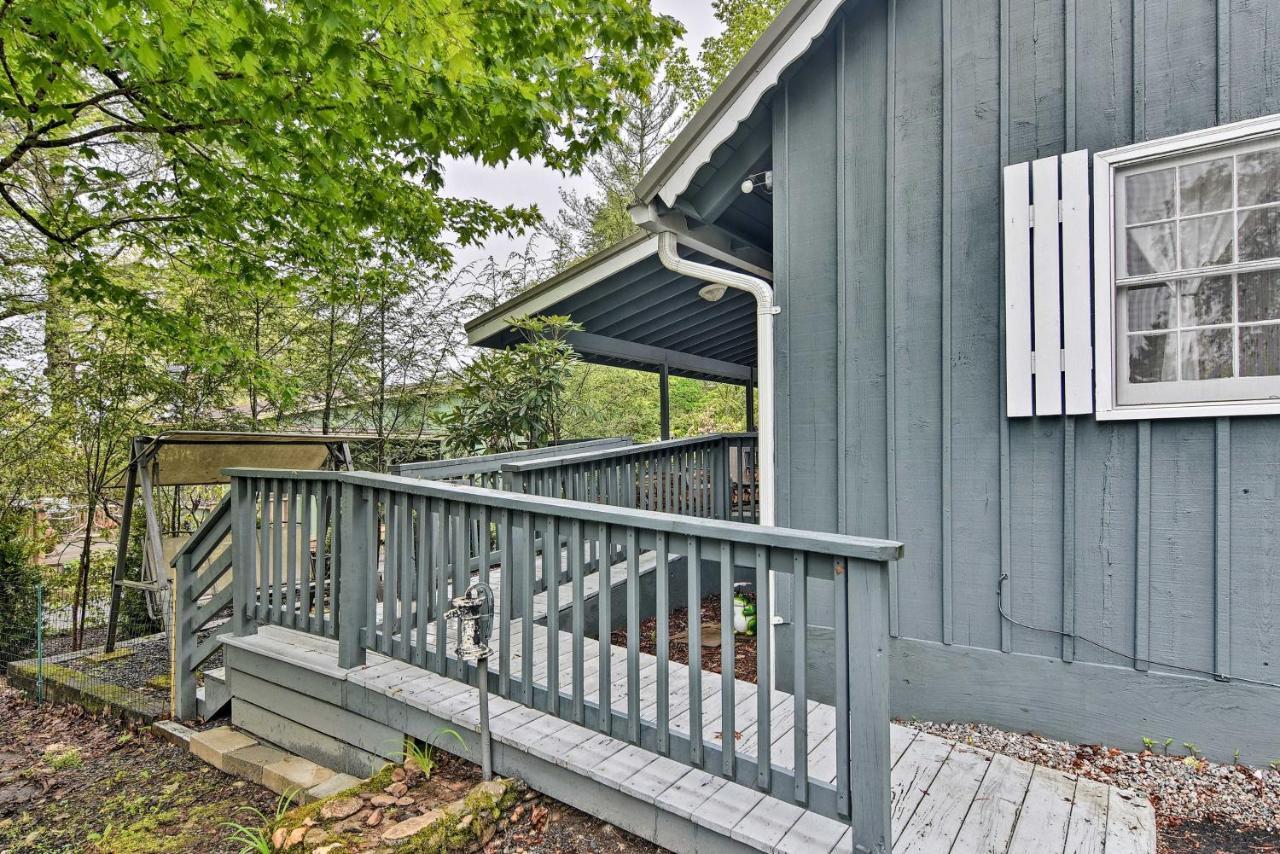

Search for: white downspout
xmin=653 ymin=231 xmax=778 ymax=529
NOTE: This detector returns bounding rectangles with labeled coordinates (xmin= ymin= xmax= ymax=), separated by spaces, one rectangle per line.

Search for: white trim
xmin=466 ymin=235 xmax=660 ymax=343
xmin=1092 ymin=112 xmax=1280 ymax=420
xmin=654 ymin=0 xmax=845 ymax=207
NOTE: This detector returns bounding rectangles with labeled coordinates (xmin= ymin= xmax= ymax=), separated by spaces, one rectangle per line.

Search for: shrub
xmin=0 ymin=511 xmax=41 ymax=666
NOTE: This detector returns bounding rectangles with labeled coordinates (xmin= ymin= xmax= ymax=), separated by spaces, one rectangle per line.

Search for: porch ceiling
xmin=465 ymin=233 xmax=757 ymax=384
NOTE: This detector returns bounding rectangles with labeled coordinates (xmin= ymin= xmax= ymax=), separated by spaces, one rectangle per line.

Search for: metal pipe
xmin=478 ymin=659 xmax=492 ymax=780
xmin=651 ymin=231 xmax=777 ymax=528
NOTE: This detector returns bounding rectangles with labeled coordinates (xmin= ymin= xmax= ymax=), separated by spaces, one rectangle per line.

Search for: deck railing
xmin=391 ymin=438 xmax=635 ymax=489
xmin=223 ymin=467 xmax=900 ymax=853
xmin=171 ymin=495 xmax=234 ymax=720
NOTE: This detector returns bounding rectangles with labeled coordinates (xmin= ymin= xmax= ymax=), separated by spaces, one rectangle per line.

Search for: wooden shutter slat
xmin=1061 ymin=150 xmax=1093 ymax=414
xmin=1003 ymin=161 xmax=1034 ymax=418
xmin=1032 ymin=156 xmax=1064 ymax=416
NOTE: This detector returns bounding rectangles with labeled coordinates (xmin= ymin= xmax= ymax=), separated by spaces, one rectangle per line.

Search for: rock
xmin=391 ymin=767 xmax=406 ymax=782
xmin=381 ymin=809 xmax=444 ymax=842
xmin=458 ymin=814 xmax=474 ymax=831
xmin=480 ymin=825 xmax=497 ymax=846
xmin=319 ymin=796 xmax=364 ymax=821
xmin=523 ymin=790 xmax=537 ymax=801
xmin=303 ymin=827 xmax=329 ymax=847
xmin=385 ymin=781 xmax=409 ymax=798
xmin=270 ymin=826 xmax=288 ymax=849
xmin=472 ymin=780 xmax=508 ymax=802
xmin=284 ymin=826 xmax=307 ymax=848
xmin=395 ymin=796 xmax=415 ymax=807
xmin=371 ymin=794 xmax=397 ymax=807
xmin=360 ymin=791 xmax=375 ymax=800
xmin=334 ymin=817 xmax=366 ymax=834
xmin=313 ymin=845 xmax=344 ymax=854
xmin=366 ymin=808 xmax=384 ymax=827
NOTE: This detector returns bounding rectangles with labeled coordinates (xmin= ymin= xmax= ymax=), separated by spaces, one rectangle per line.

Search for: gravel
xmin=902 ymin=718 xmax=1280 ymax=842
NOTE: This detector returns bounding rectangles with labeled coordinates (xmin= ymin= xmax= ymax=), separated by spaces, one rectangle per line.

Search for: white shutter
xmin=1003 ymin=149 xmax=1094 ymax=417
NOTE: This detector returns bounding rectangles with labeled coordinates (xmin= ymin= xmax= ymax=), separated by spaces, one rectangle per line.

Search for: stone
xmin=391 ymin=767 xmax=406 ymax=782
xmin=403 ymin=757 xmax=423 ymax=783
xmin=380 ymin=809 xmax=444 ymax=843
xmin=314 ymin=845 xmax=344 ymax=854
xmin=371 ymin=794 xmax=397 ymax=807
xmin=222 ymin=744 xmax=290 ymax=785
xmin=366 ymin=809 xmax=383 ymax=827
xmin=319 ymin=797 xmax=364 ymax=821
xmin=307 ymin=773 xmax=364 ymax=802
xmin=150 ymin=720 xmax=196 ymax=748
xmin=189 ymin=727 xmax=257 ymax=771
xmin=270 ymin=827 xmax=288 ymax=850
xmin=303 ymin=828 xmax=329 ymax=847
xmin=395 ymin=797 xmax=415 ymax=807
xmin=472 ymin=780 xmax=508 ymax=802
xmin=458 ymin=814 xmax=474 ymax=831
xmin=284 ymin=826 xmax=307 ymax=848
xmin=261 ymin=756 xmax=334 ymax=798
xmin=384 ymin=781 xmax=408 ymax=798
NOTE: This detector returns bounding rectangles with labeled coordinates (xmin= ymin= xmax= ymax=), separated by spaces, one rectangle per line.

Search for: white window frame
xmin=1094 ymin=112 xmax=1280 ymax=420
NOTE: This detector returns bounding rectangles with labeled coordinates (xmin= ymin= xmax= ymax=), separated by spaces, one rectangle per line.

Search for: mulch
xmin=610 ymin=593 xmax=761 ymax=684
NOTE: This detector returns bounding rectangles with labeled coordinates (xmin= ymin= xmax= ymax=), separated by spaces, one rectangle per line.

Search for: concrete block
xmin=306 ymin=773 xmax=365 ymax=802
xmin=222 ymin=743 xmax=291 ymax=785
xmin=151 ymin=720 xmax=197 ymax=748
xmin=262 ymin=755 xmax=335 ymax=799
xmin=189 ymin=726 xmax=258 ymax=771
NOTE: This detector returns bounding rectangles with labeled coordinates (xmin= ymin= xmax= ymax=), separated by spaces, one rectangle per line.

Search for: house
xmin=171 ymin=0 xmax=1280 ymax=850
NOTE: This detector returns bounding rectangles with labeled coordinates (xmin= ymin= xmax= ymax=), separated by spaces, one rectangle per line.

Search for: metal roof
xmin=466 ymin=236 xmax=756 ymax=385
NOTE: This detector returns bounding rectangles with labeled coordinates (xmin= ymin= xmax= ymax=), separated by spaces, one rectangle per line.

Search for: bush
xmin=0 ymin=511 xmax=41 ymax=666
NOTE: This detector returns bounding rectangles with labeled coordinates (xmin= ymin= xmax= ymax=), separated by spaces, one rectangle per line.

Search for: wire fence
xmin=0 ymin=565 xmax=171 ymax=721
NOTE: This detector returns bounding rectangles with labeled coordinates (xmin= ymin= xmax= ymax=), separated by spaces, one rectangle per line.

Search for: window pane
xmin=1127 ymin=283 xmax=1174 ymax=330
xmin=1239 ymin=147 xmax=1280 ymax=207
xmin=1179 ymin=213 xmax=1235 ymax=268
xmin=1179 ymin=157 xmax=1233 ymax=214
xmin=1241 ymin=324 xmax=1280 ymax=377
xmin=1128 ymin=333 xmax=1177 ymax=383
xmin=1126 ymin=223 xmax=1177 ymax=274
xmin=1178 ymin=276 xmax=1233 ymax=326
xmin=1180 ymin=328 xmax=1234 ymax=380
xmin=1239 ymin=269 xmax=1280 ymax=322
xmin=1238 ymin=205 xmax=1280 ymax=262
xmin=1124 ymin=168 xmax=1176 ymax=223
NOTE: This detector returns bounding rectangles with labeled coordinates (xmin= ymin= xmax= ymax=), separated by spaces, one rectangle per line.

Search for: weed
xmin=397 ymin=727 xmax=468 ymax=779
xmin=1183 ymin=742 xmax=1201 ymax=757
xmin=222 ymin=807 xmax=274 ymax=854
xmin=1162 ymin=737 xmax=1174 ymax=755
xmin=43 ymin=744 xmax=82 ymax=771
xmin=1141 ymin=737 xmax=1157 ymax=752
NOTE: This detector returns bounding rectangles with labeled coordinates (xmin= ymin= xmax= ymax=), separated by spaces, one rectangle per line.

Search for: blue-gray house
xmin=182 ymin=1 xmax=1280 ymax=851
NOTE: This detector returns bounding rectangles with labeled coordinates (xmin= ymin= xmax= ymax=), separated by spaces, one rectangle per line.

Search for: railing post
xmin=231 ymin=476 xmax=258 ymax=638
xmin=173 ymin=550 xmax=197 ymax=720
xmin=338 ymin=480 xmax=370 ymax=669
xmin=846 ymin=559 xmax=891 ymax=854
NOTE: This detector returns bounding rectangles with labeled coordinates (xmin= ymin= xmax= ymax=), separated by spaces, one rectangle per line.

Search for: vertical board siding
xmin=770 ymin=0 xmax=1280 ymax=700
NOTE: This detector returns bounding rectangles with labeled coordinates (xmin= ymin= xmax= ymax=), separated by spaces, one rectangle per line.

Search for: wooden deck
xmin=222 ymin=556 xmax=1156 ymax=854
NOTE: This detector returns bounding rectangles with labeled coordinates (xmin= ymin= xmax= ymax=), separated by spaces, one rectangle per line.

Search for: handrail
xmin=172 ymin=495 xmax=236 ymax=720
xmin=225 ymin=466 xmax=899 ymax=842
xmin=392 ymin=438 xmax=634 ymax=480
xmin=222 ymin=468 xmax=901 ymax=562
xmin=170 ymin=494 xmax=231 ymax=569
xmin=500 ymin=432 xmax=755 ymax=472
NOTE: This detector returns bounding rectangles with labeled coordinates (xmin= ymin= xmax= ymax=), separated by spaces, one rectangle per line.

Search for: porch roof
xmin=465 ymin=232 xmax=756 ymax=385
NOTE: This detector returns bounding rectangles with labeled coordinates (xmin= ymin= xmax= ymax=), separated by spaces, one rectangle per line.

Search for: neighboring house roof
xmin=634 ymin=0 xmax=846 ymax=209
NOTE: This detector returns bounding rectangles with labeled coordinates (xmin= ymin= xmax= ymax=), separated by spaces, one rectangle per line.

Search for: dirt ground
xmin=611 ymin=593 xmax=760 ymax=683
xmin=0 ymin=683 xmax=663 ymax=853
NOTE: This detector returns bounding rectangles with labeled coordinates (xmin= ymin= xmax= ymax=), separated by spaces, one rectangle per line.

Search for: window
xmin=1095 ymin=115 xmax=1280 ymax=419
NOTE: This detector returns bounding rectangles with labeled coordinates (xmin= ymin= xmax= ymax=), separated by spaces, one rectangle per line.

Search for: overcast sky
xmin=443 ymin=1 xmax=720 ymax=267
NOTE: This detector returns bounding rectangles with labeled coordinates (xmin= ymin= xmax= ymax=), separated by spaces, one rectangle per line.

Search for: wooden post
xmin=338 ymin=481 xmax=370 ymax=669
xmin=846 ymin=559 xmax=891 ymax=854
xmin=659 ymin=362 xmax=671 ymax=441
xmin=173 ymin=550 xmax=197 ymax=720
xmin=230 ymin=477 xmax=259 ymax=638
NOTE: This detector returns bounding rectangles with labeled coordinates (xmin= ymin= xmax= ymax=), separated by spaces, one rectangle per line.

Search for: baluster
xmin=299 ymin=480 xmax=313 ymax=630
xmin=521 ymin=511 xmax=535 ymax=706
xmin=499 ymin=508 xmax=513 ymax=696
xmin=545 ymin=514 xmax=560 ymax=716
xmin=414 ymin=495 xmax=430 ymax=669
xmin=231 ymin=477 xmax=258 ymax=637
xmin=571 ymin=518 xmax=585 ymax=723
xmin=755 ymin=545 xmax=771 ymax=789
xmin=793 ymin=551 xmax=808 ymax=804
xmin=256 ymin=478 xmax=269 ymax=622
xmin=834 ymin=555 xmax=850 ymax=817
xmin=433 ymin=498 xmax=449 ymax=675
xmin=655 ymin=532 xmax=670 ymax=754
xmin=285 ymin=481 xmax=298 ymax=628
xmin=397 ymin=492 xmax=412 ymax=661
xmin=687 ymin=534 xmax=702 ymax=767
xmin=366 ymin=491 xmax=382 ymax=650
xmin=381 ymin=491 xmax=397 ymax=655
xmin=271 ymin=479 xmax=284 ymax=624
xmin=453 ymin=502 xmax=470 ymax=680
xmin=720 ymin=540 xmax=735 ymax=777
xmin=314 ymin=481 xmax=329 ymax=635
xmin=596 ymin=522 xmax=611 ymax=734
xmin=625 ymin=527 xmax=640 ymax=743
xmin=479 ymin=505 xmax=492 ymax=589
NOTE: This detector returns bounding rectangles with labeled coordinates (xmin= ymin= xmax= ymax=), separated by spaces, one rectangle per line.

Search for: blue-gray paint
xmin=766 ymin=0 xmax=1280 ymax=757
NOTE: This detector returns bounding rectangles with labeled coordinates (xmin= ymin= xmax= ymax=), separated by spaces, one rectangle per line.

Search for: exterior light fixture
xmin=698 ymin=282 xmax=728 ymax=302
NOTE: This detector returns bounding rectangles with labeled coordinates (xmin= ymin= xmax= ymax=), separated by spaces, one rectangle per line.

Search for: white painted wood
xmin=1061 ymin=150 xmax=1094 ymax=414
xmin=1003 ymin=161 xmax=1034 ymax=417
xmin=1032 ymin=156 xmax=1065 ymax=416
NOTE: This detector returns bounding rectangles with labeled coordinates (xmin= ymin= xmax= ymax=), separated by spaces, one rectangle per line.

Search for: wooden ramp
xmin=222 ymin=613 xmax=1155 ymax=852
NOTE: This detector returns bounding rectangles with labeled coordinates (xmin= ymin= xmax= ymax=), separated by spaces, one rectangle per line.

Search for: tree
xmin=0 ymin=0 xmax=681 ymax=336
xmin=667 ymin=0 xmax=790 ymax=114
xmin=440 ymin=316 xmax=581 ymax=455
xmin=545 ymin=80 xmax=681 ymax=266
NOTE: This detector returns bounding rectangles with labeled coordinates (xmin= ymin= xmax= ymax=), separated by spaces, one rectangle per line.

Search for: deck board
xmin=248 ymin=556 xmax=1156 ymax=854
